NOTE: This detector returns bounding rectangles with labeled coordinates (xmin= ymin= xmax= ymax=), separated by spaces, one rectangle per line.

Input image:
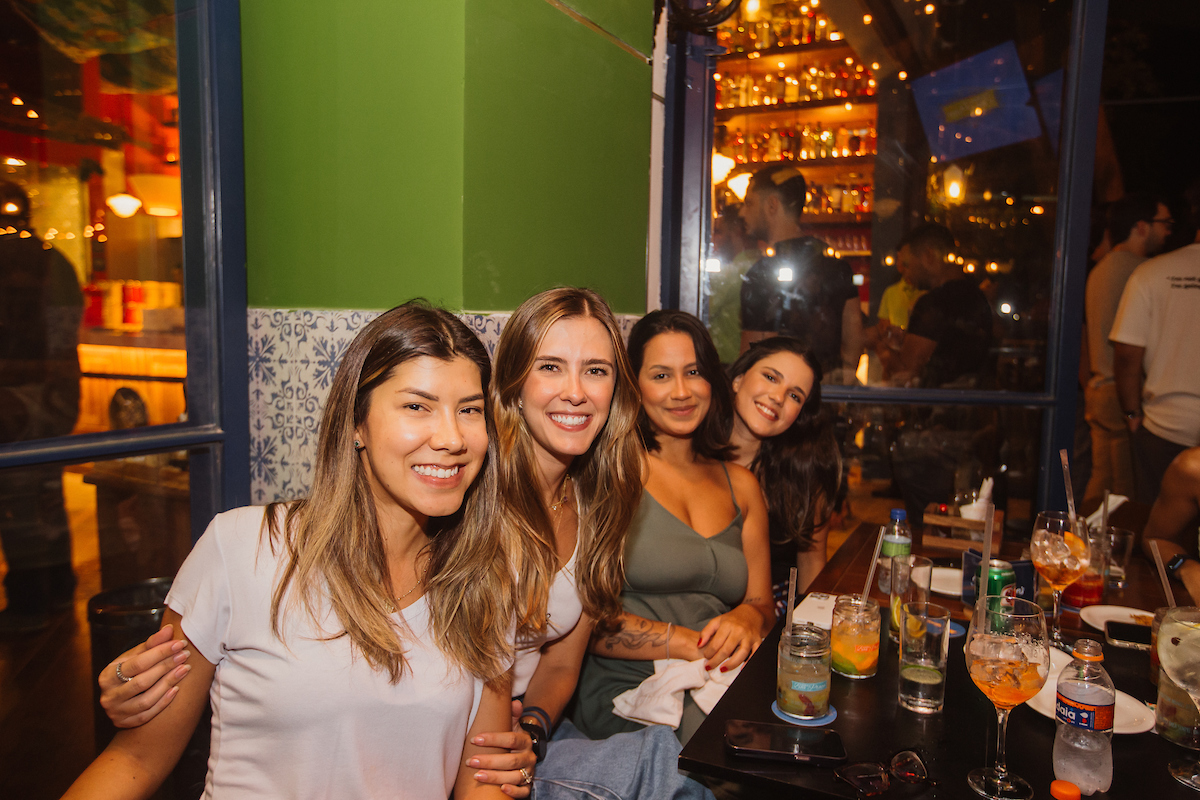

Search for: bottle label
xmin=880 ymin=535 xmax=911 ymax=558
xmin=1055 ymin=692 xmax=1115 ymax=731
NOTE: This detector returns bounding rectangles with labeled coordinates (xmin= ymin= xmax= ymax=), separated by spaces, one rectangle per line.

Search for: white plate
xmin=1026 ymin=648 xmax=1155 ymax=734
xmin=1079 ymin=605 xmax=1155 ymax=631
xmin=930 ymin=567 xmax=963 ymax=597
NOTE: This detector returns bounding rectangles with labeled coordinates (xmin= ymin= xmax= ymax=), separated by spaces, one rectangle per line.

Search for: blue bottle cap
xmin=890 ymin=508 xmax=907 ymax=521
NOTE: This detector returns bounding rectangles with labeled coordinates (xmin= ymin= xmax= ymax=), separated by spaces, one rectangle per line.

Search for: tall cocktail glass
xmin=1030 ymin=510 xmax=1090 ymax=646
xmin=964 ymin=596 xmax=1050 ymax=799
xmin=1157 ymin=607 xmax=1200 ymax=789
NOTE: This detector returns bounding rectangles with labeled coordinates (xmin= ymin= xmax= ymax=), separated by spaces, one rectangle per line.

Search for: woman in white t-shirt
xmin=64 ymin=303 xmax=518 ymax=800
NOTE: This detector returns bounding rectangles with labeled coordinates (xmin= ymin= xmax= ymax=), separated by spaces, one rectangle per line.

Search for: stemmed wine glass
xmin=964 ymin=596 xmax=1050 ymax=799
xmin=1158 ymin=607 xmax=1200 ymax=789
xmin=1029 ymin=510 xmax=1090 ymax=647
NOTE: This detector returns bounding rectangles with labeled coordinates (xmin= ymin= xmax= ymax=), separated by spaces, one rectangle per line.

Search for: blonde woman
xmin=66 ymin=303 xmax=517 ymax=800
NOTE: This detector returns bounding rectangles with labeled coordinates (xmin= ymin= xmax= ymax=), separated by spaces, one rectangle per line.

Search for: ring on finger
xmin=519 ymin=768 xmax=533 ymax=785
xmin=115 ymin=661 xmax=133 ymax=683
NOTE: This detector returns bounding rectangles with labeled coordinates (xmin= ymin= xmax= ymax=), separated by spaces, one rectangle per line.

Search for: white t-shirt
xmin=511 ymin=537 xmax=583 ymax=697
xmin=1086 ymin=248 xmax=1144 ymax=386
xmin=166 ymin=506 xmax=484 ymax=799
xmin=1110 ymin=243 xmax=1200 ymax=446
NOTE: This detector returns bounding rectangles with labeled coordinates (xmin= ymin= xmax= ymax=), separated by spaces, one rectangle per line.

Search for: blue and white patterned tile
xmin=247 ymin=308 xmax=641 ymax=503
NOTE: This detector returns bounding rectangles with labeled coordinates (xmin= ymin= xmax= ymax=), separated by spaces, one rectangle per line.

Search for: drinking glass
xmin=964 ymin=596 xmax=1050 ymax=799
xmin=1106 ymin=527 xmax=1136 ymax=590
xmin=890 ymin=555 xmax=933 ymax=642
xmin=777 ymin=623 xmax=831 ymax=719
xmin=899 ymin=601 xmax=951 ymax=713
xmin=1157 ymin=607 xmax=1200 ymax=789
xmin=1029 ymin=510 xmax=1090 ymax=646
xmin=830 ymin=595 xmax=880 ymax=679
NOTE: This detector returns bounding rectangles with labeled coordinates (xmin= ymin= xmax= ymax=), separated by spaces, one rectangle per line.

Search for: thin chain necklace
xmin=383 ymin=560 xmax=429 ymax=614
xmin=548 ymin=474 xmax=572 ymax=513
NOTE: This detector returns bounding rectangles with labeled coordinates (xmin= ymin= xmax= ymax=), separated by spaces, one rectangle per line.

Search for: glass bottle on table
xmin=1030 ymin=510 xmax=1090 ymax=647
xmin=1157 ymin=606 xmax=1200 ymax=790
xmin=964 ymin=596 xmax=1050 ymax=799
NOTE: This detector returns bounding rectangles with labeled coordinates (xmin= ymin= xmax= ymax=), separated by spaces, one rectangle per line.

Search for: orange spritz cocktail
xmin=1030 ymin=529 xmax=1090 ymax=590
xmin=968 ymin=657 xmax=1046 ymax=709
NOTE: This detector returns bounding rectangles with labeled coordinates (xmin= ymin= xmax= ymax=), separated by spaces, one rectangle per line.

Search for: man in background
xmin=706 ymin=204 xmax=760 ymax=364
xmin=1111 ymin=205 xmax=1200 ymax=505
xmin=0 ymin=181 xmax=82 ymax=634
xmin=888 ymin=223 xmax=990 ymax=389
xmin=1082 ymin=192 xmax=1170 ymax=506
xmin=739 ymin=164 xmax=862 ymax=383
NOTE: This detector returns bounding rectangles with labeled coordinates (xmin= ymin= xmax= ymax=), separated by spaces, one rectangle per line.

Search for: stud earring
xmin=518 ymin=399 xmax=523 ymax=410
xmin=354 ymin=440 xmax=364 ymax=452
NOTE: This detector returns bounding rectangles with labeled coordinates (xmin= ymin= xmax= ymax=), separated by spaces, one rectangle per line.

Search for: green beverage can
xmin=973 ymin=559 xmax=1017 ymax=610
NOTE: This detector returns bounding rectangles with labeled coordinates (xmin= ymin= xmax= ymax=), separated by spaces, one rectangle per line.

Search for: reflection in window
xmin=706 ymin=0 xmax=1071 ymax=393
xmin=1 ymin=0 xmax=186 ymax=446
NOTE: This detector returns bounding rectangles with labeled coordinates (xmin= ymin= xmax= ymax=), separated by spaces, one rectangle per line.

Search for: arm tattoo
xmin=600 ymin=617 xmax=666 ymax=654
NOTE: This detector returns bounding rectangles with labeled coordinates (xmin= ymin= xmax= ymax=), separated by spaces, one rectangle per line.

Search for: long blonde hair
xmin=266 ymin=302 xmax=512 ymax=683
xmin=491 ymin=288 xmax=643 ymax=635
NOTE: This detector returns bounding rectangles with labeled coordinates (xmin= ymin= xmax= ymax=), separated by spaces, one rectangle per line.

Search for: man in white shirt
xmin=1083 ymin=193 xmax=1170 ymax=505
xmin=1110 ymin=213 xmax=1200 ymax=504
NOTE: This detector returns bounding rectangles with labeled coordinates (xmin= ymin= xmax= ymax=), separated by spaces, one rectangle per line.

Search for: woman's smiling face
xmin=518 ymin=315 xmax=617 ymax=468
xmin=637 ymin=331 xmax=712 ymax=440
xmin=731 ymin=350 xmax=815 ymax=439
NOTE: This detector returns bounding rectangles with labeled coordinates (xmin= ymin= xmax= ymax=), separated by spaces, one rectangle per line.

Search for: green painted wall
xmin=241 ymin=0 xmax=467 ymax=309
xmin=462 ymin=0 xmax=652 ymax=314
xmin=242 ymin=0 xmax=651 ymax=314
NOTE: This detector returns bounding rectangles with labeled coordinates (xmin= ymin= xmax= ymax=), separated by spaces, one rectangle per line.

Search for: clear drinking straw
xmin=1150 ymin=540 xmax=1177 ymax=608
xmin=978 ymin=501 xmax=995 ymax=611
xmin=784 ymin=566 xmax=798 ymax=633
xmin=861 ymin=526 xmax=887 ymax=605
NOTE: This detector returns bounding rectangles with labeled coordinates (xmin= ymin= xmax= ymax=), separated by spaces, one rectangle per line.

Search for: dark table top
xmin=678 ymin=519 xmax=1194 ymax=799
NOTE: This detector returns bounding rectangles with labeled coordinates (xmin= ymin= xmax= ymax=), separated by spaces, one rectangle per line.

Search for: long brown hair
xmin=266 ymin=302 xmax=511 ymax=683
xmin=491 ymin=288 xmax=643 ymax=635
xmin=729 ymin=337 xmax=839 ymax=552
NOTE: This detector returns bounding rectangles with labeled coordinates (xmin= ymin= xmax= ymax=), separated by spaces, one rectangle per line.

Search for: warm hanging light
xmin=2 ymin=201 xmax=19 ymax=215
xmin=3 ymin=157 xmax=25 ymax=166
xmin=727 ymin=172 xmax=752 ymax=201
xmin=106 ymin=193 xmax=143 ymax=218
xmin=712 ymin=152 xmax=736 ymax=185
xmin=944 ymin=164 xmax=965 ymax=204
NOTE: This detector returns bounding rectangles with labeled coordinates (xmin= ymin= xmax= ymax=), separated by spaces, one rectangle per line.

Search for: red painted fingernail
xmin=705 ymin=664 xmax=714 ymax=671
xmin=720 ymin=666 xmax=728 ymax=673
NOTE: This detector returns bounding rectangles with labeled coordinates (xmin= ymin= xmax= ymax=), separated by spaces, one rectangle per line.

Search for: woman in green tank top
xmin=574 ymin=311 xmax=774 ymax=744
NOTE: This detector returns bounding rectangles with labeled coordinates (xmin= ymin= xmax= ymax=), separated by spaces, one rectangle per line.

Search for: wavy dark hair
xmin=729 ymin=337 xmax=840 ymax=552
xmin=627 ymin=309 xmax=734 ymax=461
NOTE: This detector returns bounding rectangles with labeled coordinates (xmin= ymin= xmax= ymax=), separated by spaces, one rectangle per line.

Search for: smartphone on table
xmin=1105 ymin=620 xmax=1152 ymax=651
xmin=724 ymin=719 xmax=847 ymax=764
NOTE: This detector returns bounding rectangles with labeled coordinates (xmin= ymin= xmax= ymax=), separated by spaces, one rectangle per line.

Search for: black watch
xmin=1166 ymin=553 xmax=1196 ymax=580
xmin=519 ymin=718 xmax=548 ymax=762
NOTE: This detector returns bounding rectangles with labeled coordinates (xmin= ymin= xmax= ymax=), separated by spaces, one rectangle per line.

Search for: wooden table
xmin=678 ymin=521 xmax=1189 ymax=798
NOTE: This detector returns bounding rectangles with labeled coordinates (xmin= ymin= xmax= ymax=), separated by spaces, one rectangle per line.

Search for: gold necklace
xmin=548 ymin=474 xmax=572 ymax=513
xmin=383 ymin=560 xmax=429 ymax=614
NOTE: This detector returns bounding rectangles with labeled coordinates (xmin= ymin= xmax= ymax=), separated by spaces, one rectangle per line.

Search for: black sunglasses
xmin=835 ymin=750 xmax=931 ymax=797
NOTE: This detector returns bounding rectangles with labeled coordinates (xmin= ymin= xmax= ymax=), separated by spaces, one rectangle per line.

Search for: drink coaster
xmin=771 ymin=700 xmax=837 ymax=726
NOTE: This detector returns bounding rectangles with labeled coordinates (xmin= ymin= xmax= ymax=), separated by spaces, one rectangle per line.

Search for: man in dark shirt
xmin=739 ymin=164 xmax=862 ymax=382
xmin=0 ymin=181 xmax=82 ymax=633
xmin=891 ymin=223 xmax=993 ymax=388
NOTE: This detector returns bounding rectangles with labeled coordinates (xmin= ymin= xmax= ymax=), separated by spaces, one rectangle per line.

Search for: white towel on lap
xmin=612 ymin=658 xmax=745 ymax=729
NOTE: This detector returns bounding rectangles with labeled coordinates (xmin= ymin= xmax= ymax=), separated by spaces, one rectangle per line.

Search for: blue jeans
xmin=533 ymin=720 xmax=715 ymax=800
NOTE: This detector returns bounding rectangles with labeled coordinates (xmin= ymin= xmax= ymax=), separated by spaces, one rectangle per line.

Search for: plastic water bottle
xmin=877 ymin=509 xmax=912 ymax=594
xmin=1053 ymin=639 xmax=1114 ymax=795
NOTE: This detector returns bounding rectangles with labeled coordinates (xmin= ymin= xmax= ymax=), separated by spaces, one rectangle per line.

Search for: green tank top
xmin=571 ymin=465 xmax=747 ymax=744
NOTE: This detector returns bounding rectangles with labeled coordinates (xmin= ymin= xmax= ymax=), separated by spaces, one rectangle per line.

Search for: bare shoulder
xmin=725 ymin=462 xmax=766 ymax=506
xmin=1170 ymin=447 xmax=1200 ymax=483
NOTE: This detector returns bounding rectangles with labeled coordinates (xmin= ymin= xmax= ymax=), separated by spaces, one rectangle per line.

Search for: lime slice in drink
xmin=900 ymin=665 xmax=943 ymax=685
xmin=891 ymin=594 xmax=903 ymax=629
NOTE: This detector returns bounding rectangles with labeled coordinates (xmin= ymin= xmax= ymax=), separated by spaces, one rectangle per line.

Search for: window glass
xmin=841 ymin=402 xmax=1042 ymax=534
xmin=0 ymin=449 xmax=198 ymax=794
xmin=1 ymin=0 xmax=187 ymax=446
xmin=707 ymin=0 xmax=1071 ymax=392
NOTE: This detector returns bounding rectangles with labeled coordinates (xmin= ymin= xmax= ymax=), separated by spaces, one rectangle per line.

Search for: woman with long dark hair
xmin=66 ymin=303 xmax=516 ymax=800
xmin=574 ymin=310 xmax=774 ymax=744
xmin=727 ymin=337 xmax=841 ymax=596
